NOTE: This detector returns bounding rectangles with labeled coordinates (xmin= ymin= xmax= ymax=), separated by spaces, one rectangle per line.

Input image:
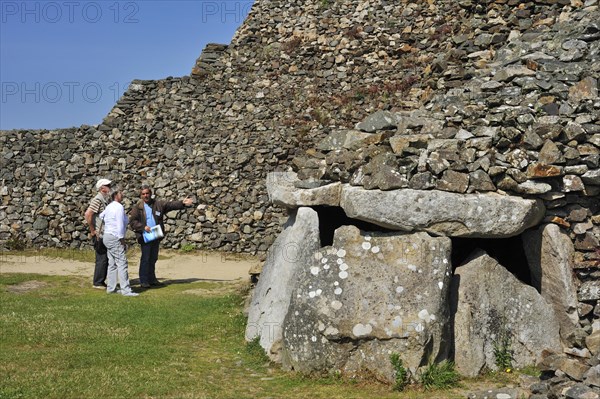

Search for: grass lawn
xmin=0 ymin=273 xmax=505 ymax=399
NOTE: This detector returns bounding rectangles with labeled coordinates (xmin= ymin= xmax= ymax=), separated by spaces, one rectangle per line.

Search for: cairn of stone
xmin=1 ymin=0 xmax=600 ymax=396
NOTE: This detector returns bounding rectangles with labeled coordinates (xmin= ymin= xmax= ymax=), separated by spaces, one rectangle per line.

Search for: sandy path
xmin=0 ymin=250 xmax=258 ymax=282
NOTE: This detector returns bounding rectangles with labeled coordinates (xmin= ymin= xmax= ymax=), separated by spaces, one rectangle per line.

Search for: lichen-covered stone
xmin=246 ymin=207 xmax=320 ymax=361
xmin=453 ymin=251 xmax=561 ymax=377
xmin=281 ymin=226 xmax=452 ymax=381
xmin=340 ymin=186 xmax=545 ymax=238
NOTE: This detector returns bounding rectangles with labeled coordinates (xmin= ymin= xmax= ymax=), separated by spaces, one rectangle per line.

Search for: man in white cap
xmin=85 ymin=178 xmax=112 ymax=289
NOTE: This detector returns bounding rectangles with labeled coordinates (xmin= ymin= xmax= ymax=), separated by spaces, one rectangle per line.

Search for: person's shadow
xmin=130 ymin=277 xmax=233 ymax=290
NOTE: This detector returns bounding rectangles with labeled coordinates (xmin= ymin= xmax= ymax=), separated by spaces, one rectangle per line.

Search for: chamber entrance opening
xmin=313 ymin=206 xmax=394 ymax=247
xmin=451 ymin=235 xmax=532 ymax=286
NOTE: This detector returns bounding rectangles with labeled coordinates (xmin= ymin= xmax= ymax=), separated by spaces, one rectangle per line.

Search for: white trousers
xmin=103 ymin=233 xmax=133 ymax=295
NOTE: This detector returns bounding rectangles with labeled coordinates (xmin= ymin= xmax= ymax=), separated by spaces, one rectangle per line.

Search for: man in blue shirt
xmin=129 ymin=184 xmax=193 ymax=288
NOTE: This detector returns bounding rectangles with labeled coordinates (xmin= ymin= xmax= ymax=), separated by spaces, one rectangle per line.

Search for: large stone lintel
xmin=340 ymin=185 xmax=546 ymax=238
xmin=267 ymin=172 xmax=342 ymax=208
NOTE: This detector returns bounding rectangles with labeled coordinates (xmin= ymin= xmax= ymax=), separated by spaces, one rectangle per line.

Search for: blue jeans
xmin=139 ymin=240 xmax=160 ymax=285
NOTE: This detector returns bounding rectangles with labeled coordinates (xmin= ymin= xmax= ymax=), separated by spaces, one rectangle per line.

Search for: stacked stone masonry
xmin=1 ymin=0 xmax=600 ymax=395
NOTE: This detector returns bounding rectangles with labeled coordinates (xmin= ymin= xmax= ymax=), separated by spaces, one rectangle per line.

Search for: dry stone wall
xmin=1 ymin=0 xmax=600 ymax=395
xmin=4 ymin=0 xmax=552 ymax=253
xmin=2 ymin=0 xmax=597 ymax=255
xmin=0 ymin=0 xmax=461 ymax=252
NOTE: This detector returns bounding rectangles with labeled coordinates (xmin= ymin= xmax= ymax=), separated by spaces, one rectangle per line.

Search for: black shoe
xmin=150 ymin=281 xmax=166 ymax=287
xmin=140 ymin=283 xmax=151 ymax=288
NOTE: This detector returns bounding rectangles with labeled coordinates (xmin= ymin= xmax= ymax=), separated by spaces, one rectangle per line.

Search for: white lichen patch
xmin=339 ymin=271 xmax=348 ymax=279
xmin=321 ymin=258 xmax=328 ymax=264
xmin=418 ymin=309 xmax=436 ymax=323
xmin=395 ymin=286 xmax=404 ymax=294
xmin=371 ymin=246 xmax=380 ymax=254
xmin=336 ymin=258 xmax=343 ymax=265
xmin=362 ymin=241 xmax=372 ymax=250
xmin=438 ymin=281 xmax=443 ymax=290
xmin=310 ymin=266 xmax=320 ymax=275
xmin=311 ymin=336 xmax=317 ymax=342
xmin=364 ymin=235 xmax=372 ymax=241
xmin=336 ymin=249 xmax=346 ymax=257
xmin=331 ymin=300 xmax=342 ymax=310
xmin=309 ymin=291 xmax=316 ymax=298
xmin=339 ymin=263 xmax=348 ymax=271
xmin=407 ymin=264 xmax=417 ymax=272
xmin=324 ymin=326 xmax=339 ymax=335
xmin=314 ymin=252 xmax=323 ymax=261
xmin=334 ymin=287 xmax=343 ymax=295
xmin=323 ymin=264 xmax=330 ymax=270
xmin=333 ymin=281 xmax=339 ymax=286
xmin=352 ymin=323 xmax=373 ymax=337
xmin=316 ymin=289 xmax=322 ymax=296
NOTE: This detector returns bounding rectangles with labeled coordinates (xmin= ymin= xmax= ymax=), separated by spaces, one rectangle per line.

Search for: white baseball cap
xmin=95 ymin=179 xmax=112 ymax=190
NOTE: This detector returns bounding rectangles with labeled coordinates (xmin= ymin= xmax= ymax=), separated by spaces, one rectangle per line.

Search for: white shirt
xmin=99 ymin=201 xmax=128 ymax=239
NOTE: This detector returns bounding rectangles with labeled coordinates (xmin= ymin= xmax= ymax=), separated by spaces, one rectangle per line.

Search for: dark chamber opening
xmin=310 ymin=205 xmax=533 ymax=286
xmin=313 ymin=206 xmax=394 ymax=247
xmin=451 ymin=235 xmax=532 ymax=286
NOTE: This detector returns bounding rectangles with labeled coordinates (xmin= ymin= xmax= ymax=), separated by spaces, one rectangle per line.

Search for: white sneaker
xmin=121 ymin=291 xmax=139 ymax=297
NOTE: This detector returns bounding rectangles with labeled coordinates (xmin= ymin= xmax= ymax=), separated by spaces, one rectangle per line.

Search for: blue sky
xmin=0 ymin=0 xmax=253 ymax=130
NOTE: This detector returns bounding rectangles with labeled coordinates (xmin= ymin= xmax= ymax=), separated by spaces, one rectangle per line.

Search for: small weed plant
xmin=390 ymin=353 xmax=409 ymax=391
xmin=493 ymin=332 xmax=514 ymax=372
xmin=180 ymin=243 xmax=196 ymax=253
xmin=419 ymin=360 xmax=460 ymax=390
xmin=6 ymin=233 xmax=27 ymax=250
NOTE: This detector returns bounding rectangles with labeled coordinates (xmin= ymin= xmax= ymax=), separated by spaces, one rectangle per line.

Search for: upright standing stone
xmin=245 ymin=207 xmax=320 ymax=361
xmin=452 ymin=251 xmax=562 ymax=377
xmin=523 ymin=224 xmax=581 ymax=346
xmin=282 ymin=226 xmax=452 ymax=382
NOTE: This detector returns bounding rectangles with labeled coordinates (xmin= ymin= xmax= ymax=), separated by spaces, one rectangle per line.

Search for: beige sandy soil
xmin=0 ymin=249 xmax=258 ymax=283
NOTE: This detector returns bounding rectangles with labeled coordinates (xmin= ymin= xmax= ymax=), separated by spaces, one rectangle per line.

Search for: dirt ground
xmin=0 ymin=249 xmax=258 ymax=283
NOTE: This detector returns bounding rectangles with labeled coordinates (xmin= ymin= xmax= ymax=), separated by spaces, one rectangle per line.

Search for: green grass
xmin=0 ymin=273 xmax=515 ymax=399
xmin=418 ymin=361 xmax=460 ymax=390
xmin=180 ymin=243 xmax=196 ymax=253
xmin=0 ymin=274 xmax=404 ymax=399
